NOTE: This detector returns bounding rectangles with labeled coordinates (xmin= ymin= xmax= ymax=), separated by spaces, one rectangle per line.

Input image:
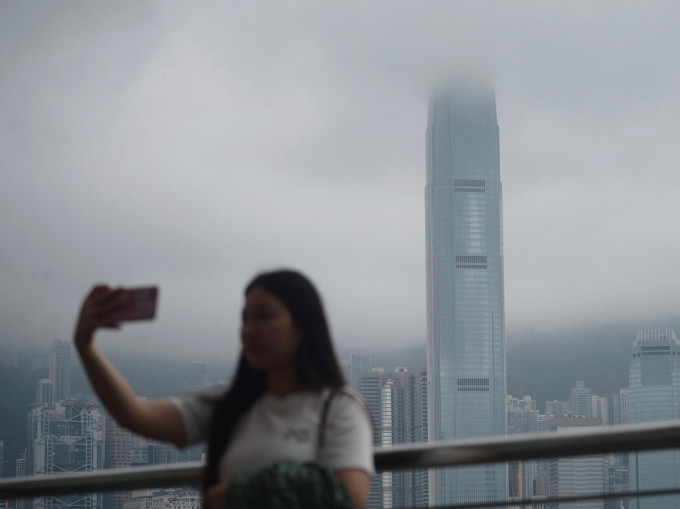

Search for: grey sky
xmin=2 ymin=1 xmax=679 ymax=362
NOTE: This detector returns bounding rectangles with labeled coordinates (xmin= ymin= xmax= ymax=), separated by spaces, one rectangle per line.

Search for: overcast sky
xmin=2 ymin=1 xmax=679 ymax=362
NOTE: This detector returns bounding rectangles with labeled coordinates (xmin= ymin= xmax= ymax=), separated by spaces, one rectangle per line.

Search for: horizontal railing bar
xmin=0 ymin=462 xmax=203 ymax=499
xmin=375 ymin=419 xmax=680 ymax=471
xmin=3 ymin=419 xmax=680 ymax=499
xmin=427 ymin=486 xmax=680 ymax=509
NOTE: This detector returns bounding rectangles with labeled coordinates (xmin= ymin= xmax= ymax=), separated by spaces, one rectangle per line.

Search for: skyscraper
xmin=49 ymin=339 xmax=71 ymax=402
xmin=613 ymin=388 xmax=628 ymax=425
xmin=358 ymin=368 xmax=429 ymax=508
xmin=28 ymin=397 xmax=104 ymax=509
xmin=570 ymin=380 xmax=592 ymax=417
xmin=506 ymin=395 xmax=549 ymax=501
xmin=549 ymin=417 xmax=606 ymax=509
xmin=349 ymin=352 xmax=372 ymax=390
xmin=592 ymin=395 xmax=609 ymax=425
xmin=16 ymin=452 xmax=27 ymax=509
xmin=104 ymin=415 xmax=132 ymax=509
xmin=628 ymin=328 xmax=680 ymax=509
xmin=425 ymin=81 xmax=507 ymax=505
xmin=36 ymin=379 xmax=55 ymax=406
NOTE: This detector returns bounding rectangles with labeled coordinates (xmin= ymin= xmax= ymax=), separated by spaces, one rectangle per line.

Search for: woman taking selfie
xmin=74 ymin=269 xmax=373 ymax=509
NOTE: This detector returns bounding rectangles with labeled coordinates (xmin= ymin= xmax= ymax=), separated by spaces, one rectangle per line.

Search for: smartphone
xmin=102 ymin=286 xmax=159 ymax=322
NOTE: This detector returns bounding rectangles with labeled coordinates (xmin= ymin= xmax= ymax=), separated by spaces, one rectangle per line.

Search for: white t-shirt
xmin=170 ymin=387 xmax=374 ymax=482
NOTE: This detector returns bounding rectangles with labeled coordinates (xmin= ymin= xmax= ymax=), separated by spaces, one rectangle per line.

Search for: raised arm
xmin=74 ymin=285 xmax=187 ymax=448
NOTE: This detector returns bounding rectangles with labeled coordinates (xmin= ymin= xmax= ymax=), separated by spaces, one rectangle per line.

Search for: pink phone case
xmin=103 ymin=287 xmax=158 ymax=321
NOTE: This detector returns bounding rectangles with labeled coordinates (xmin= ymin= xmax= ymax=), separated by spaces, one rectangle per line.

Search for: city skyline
xmin=425 ymin=83 xmax=507 ymax=505
xmin=0 ymin=325 xmax=664 ymax=509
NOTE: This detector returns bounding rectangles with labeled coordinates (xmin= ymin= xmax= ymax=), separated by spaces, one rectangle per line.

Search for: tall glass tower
xmin=629 ymin=328 xmax=680 ymax=509
xmin=425 ymin=82 xmax=507 ymax=506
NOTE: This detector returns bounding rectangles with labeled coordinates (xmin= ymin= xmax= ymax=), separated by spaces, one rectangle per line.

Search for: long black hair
xmin=203 ymin=269 xmax=346 ymax=488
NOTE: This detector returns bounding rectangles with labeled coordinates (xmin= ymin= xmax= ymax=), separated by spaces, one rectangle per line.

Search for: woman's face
xmin=240 ymin=286 xmax=300 ymax=372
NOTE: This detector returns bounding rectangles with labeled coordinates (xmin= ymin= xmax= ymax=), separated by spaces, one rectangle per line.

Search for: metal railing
xmin=3 ymin=419 xmax=680 ymax=506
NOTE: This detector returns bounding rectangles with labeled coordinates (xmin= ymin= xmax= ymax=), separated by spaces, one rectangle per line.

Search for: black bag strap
xmin=317 ymin=388 xmax=339 ymax=455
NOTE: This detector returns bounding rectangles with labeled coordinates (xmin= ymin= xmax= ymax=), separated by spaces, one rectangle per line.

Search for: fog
xmin=2 ymin=2 xmax=679 ymax=362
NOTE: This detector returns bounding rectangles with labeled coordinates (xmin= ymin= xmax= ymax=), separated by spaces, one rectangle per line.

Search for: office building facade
xmin=549 ymin=417 xmax=606 ymax=509
xmin=123 ymin=489 xmax=201 ymax=509
xmin=507 ymin=395 xmax=549 ymax=501
xmin=103 ymin=415 xmax=132 ymax=509
xmin=570 ymin=381 xmax=592 ymax=418
xmin=28 ymin=398 xmax=104 ymax=509
xmin=36 ymin=380 xmax=55 ymax=406
xmin=49 ymin=339 xmax=71 ymax=402
xmin=628 ymin=328 xmax=680 ymax=509
xmin=349 ymin=352 xmax=372 ymax=390
xmin=613 ymin=389 xmax=628 ymax=426
xmin=15 ymin=452 xmax=27 ymax=509
xmin=359 ymin=368 xmax=429 ymax=508
xmin=592 ymin=396 xmax=609 ymax=425
xmin=425 ymin=82 xmax=507 ymax=505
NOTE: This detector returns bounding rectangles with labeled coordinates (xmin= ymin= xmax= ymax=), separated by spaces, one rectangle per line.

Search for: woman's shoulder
xmin=332 ymin=385 xmax=364 ymax=404
xmin=325 ymin=386 xmax=370 ymax=419
xmin=170 ymin=383 xmax=229 ymax=420
xmin=318 ymin=386 xmax=375 ymax=475
xmin=169 ymin=383 xmax=230 ymax=446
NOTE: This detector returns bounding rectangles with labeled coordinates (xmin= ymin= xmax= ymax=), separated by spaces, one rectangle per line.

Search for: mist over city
xmin=2 ymin=2 xmax=680 ymax=363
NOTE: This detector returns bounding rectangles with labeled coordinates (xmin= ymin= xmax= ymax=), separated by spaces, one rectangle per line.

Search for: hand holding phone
xmin=101 ymin=286 xmax=159 ymax=322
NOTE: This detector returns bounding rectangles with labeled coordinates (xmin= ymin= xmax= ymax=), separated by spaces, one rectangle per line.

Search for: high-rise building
xmin=16 ymin=452 xmax=26 ymax=477
xmin=49 ymin=339 xmax=71 ymax=402
xmin=549 ymin=417 xmax=606 ymax=509
xmin=506 ymin=395 xmax=549 ymax=501
xmin=36 ymin=379 xmax=55 ymax=406
xmin=592 ymin=396 xmax=609 ymax=425
xmin=15 ymin=452 xmax=27 ymax=509
xmin=507 ymin=395 xmax=539 ymax=434
xmin=181 ymin=358 xmax=208 ymax=394
xmin=605 ymin=454 xmax=630 ymax=509
xmin=620 ymin=388 xmax=628 ymax=425
xmin=413 ymin=368 xmax=429 ymax=509
xmin=339 ymin=359 xmax=352 ymax=385
xmin=358 ymin=368 xmax=429 ymax=508
xmin=545 ymin=400 xmax=571 ymax=419
xmin=147 ymin=440 xmax=189 ymax=465
xmin=628 ymin=328 xmax=680 ymax=509
xmin=28 ymin=397 xmax=104 ymax=509
xmin=0 ymin=439 xmax=4 ymax=478
xmin=129 ymin=434 xmax=150 ymax=468
xmin=123 ymin=489 xmax=201 ymax=509
xmin=425 ymin=81 xmax=507 ymax=505
xmin=103 ymin=415 xmax=132 ymax=509
xmin=349 ymin=352 xmax=372 ymax=390
xmin=570 ymin=381 xmax=592 ymax=417
xmin=613 ymin=388 xmax=629 ymax=425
